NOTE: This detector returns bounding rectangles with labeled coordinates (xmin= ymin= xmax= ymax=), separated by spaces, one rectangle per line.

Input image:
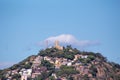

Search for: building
xmin=32 ymin=56 xmax=42 ymax=68
xmin=21 ymin=75 xmax=27 ymax=80
xmin=20 ymin=69 xmax=32 ymax=80
xmin=54 ymin=40 xmax=63 ymax=50
xmin=74 ymin=54 xmax=81 ymax=61
xmin=55 ymin=59 xmax=61 ymax=69
xmin=81 ymin=55 xmax=88 ymax=59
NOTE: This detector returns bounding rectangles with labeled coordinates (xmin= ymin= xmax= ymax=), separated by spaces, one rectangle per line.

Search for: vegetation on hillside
xmin=0 ymin=45 xmax=120 ymax=80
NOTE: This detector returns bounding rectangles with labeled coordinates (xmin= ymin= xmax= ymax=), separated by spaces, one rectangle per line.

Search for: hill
xmin=0 ymin=45 xmax=120 ymax=80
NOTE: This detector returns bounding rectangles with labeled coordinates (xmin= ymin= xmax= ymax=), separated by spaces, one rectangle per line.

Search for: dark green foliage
xmin=79 ymin=55 xmax=95 ymax=63
xmin=12 ymin=74 xmax=21 ymax=79
xmin=89 ymin=65 xmax=97 ymax=77
xmin=56 ymin=65 xmax=79 ymax=77
xmin=9 ymin=64 xmax=19 ymax=70
xmin=34 ymin=75 xmax=43 ymax=80
xmin=110 ymin=62 xmax=120 ymax=69
xmin=0 ymin=70 xmax=6 ymax=79
xmin=38 ymin=46 xmax=77 ymax=60
xmin=82 ymin=74 xmax=89 ymax=80
xmin=0 ymin=73 xmax=5 ymax=80
xmin=95 ymin=53 xmax=107 ymax=62
xmin=67 ymin=76 xmax=74 ymax=80
xmin=63 ymin=52 xmax=74 ymax=60
xmin=9 ymin=55 xmax=35 ymax=70
xmin=41 ymin=60 xmax=54 ymax=70
xmin=24 ymin=62 xmax=32 ymax=69
xmin=36 ymin=71 xmax=52 ymax=80
xmin=48 ymin=76 xmax=55 ymax=80
xmin=88 ymin=55 xmax=95 ymax=61
xmin=0 ymin=76 xmax=6 ymax=80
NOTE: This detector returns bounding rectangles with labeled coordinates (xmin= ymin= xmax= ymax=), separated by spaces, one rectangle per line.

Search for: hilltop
xmin=0 ymin=45 xmax=120 ymax=80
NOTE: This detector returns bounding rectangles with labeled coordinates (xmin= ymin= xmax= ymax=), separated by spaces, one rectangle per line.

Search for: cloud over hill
xmin=38 ymin=34 xmax=100 ymax=48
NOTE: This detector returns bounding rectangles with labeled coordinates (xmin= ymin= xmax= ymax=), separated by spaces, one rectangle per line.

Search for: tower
xmin=55 ymin=40 xmax=59 ymax=47
xmin=54 ymin=40 xmax=63 ymax=50
xmin=46 ymin=40 xmax=48 ymax=48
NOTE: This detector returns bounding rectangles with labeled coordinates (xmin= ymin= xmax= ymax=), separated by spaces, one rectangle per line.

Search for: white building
xmin=81 ymin=55 xmax=88 ymax=59
xmin=67 ymin=62 xmax=72 ymax=66
xmin=20 ymin=69 xmax=32 ymax=80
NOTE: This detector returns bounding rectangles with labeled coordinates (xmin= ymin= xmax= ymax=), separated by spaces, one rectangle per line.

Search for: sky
xmin=0 ymin=0 xmax=120 ymax=69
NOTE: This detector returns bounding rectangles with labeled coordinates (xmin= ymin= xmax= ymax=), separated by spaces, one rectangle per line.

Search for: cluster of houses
xmin=4 ymin=52 xmax=91 ymax=80
xmin=20 ymin=53 xmax=90 ymax=80
xmin=4 ymin=41 xmax=100 ymax=80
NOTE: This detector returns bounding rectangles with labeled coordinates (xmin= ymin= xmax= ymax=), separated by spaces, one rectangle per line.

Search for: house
xmin=32 ymin=56 xmax=42 ymax=68
xmin=81 ymin=55 xmax=88 ymax=59
xmin=44 ymin=56 xmax=51 ymax=61
xmin=49 ymin=60 xmax=54 ymax=64
xmin=74 ymin=61 xmax=81 ymax=66
xmin=31 ymin=66 xmax=47 ymax=78
xmin=7 ymin=76 xmax=12 ymax=80
xmin=31 ymin=68 xmax=41 ymax=79
xmin=21 ymin=75 xmax=27 ymax=80
xmin=21 ymin=69 xmax=32 ymax=76
xmin=61 ymin=77 xmax=67 ymax=80
xmin=20 ymin=69 xmax=32 ymax=80
xmin=11 ymin=70 xmax=18 ymax=75
xmin=67 ymin=62 xmax=72 ymax=66
xmin=29 ymin=56 xmax=36 ymax=62
xmin=52 ymin=73 xmax=57 ymax=79
xmin=74 ymin=54 xmax=81 ymax=61
xmin=61 ymin=61 xmax=68 ymax=65
xmin=55 ymin=59 xmax=61 ymax=69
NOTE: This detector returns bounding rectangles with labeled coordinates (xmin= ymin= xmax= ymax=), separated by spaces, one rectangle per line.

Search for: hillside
xmin=0 ymin=45 xmax=120 ymax=80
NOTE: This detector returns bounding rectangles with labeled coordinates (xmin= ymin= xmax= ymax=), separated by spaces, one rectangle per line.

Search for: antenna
xmin=46 ymin=40 xmax=48 ymax=48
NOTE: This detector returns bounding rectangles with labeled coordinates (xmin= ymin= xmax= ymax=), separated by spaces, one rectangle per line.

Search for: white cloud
xmin=38 ymin=34 xmax=100 ymax=48
xmin=45 ymin=34 xmax=77 ymax=44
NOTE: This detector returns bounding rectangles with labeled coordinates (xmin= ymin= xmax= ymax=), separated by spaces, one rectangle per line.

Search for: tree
xmin=66 ymin=45 xmax=72 ymax=50
xmin=38 ymin=50 xmax=47 ymax=57
xmin=64 ymin=53 xmax=74 ymax=60
xmin=12 ymin=74 xmax=21 ymax=79
xmin=37 ymin=71 xmax=52 ymax=80
xmin=96 ymin=53 xmax=107 ymax=62
xmin=24 ymin=62 xmax=32 ymax=69
xmin=56 ymin=65 xmax=79 ymax=77
xmin=88 ymin=55 xmax=95 ymax=61
xmin=0 ymin=76 xmax=6 ymax=80
xmin=49 ymin=76 xmax=55 ymax=80
xmin=41 ymin=60 xmax=54 ymax=70
xmin=89 ymin=65 xmax=97 ymax=77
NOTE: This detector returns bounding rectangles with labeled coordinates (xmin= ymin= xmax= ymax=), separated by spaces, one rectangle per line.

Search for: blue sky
xmin=0 ymin=0 xmax=120 ymax=69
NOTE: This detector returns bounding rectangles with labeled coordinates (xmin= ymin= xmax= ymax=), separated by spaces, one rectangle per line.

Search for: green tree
xmin=90 ymin=65 xmax=97 ymax=77
xmin=24 ymin=62 xmax=32 ymax=69
xmin=49 ymin=76 xmax=55 ymax=80
xmin=12 ymin=74 xmax=21 ymax=79
xmin=88 ymin=55 xmax=95 ymax=61
xmin=37 ymin=71 xmax=52 ymax=80
xmin=96 ymin=53 xmax=107 ymax=62
xmin=56 ymin=65 xmax=79 ymax=77
xmin=41 ymin=60 xmax=54 ymax=70
xmin=64 ymin=53 xmax=74 ymax=60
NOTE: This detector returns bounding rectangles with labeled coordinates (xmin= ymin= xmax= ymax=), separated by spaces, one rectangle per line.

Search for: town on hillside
xmin=0 ymin=40 xmax=120 ymax=80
